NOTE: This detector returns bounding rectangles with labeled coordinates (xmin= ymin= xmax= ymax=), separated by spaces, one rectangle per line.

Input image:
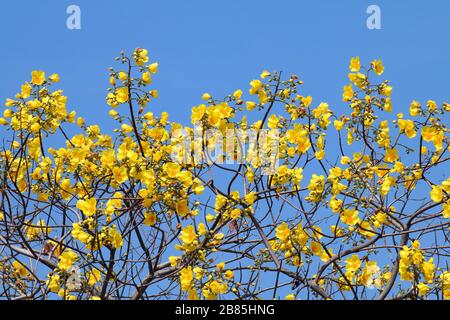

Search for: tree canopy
xmin=1 ymin=49 xmax=449 ymax=300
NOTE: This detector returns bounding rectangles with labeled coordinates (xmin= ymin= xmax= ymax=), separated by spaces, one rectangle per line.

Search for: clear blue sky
xmin=2 ymin=0 xmax=450 ymax=129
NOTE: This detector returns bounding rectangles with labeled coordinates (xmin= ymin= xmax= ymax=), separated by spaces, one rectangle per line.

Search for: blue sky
xmin=2 ymin=0 xmax=450 ymax=129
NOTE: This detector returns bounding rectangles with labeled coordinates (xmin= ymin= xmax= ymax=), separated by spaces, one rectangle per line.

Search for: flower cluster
xmin=1 ymin=50 xmax=449 ymax=300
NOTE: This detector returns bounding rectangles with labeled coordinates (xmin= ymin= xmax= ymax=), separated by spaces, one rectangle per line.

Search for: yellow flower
xmin=246 ymin=101 xmax=256 ymax=111
xmin=315 ymin=149 xmax=325 ymax=160
xmin=24 ymin=220 xmax=46 ymax=240
xmin=358 ymin=221 xmax=375 ymax=238
xmin=180 ymin=266 xmax=194 ymax=291
xmin=421 ymin=126 xmax=438 ymax=142
xmin=144 ymin=212 xmax=157 ymax=226
xmin=224 ymin=270 xmax=234 ymax=280
xmin=142 ymin=71 xmax=151 ymax=84
xmin=341 ymin=209 xmax=360 ymax=226
xmin=118 ymin=71 xmax=128 ymax=81
xmin=31 ymin=70 xmax=46 ymax=85
xmin=230 ymin=208 xmax=241 ymax=220
xmin=349 ymin=56 xmax=360 ymax=72
xmin=410 ymin=100 xmax=421 ymax=116
xmin=427 ymin=100 xmax=437 ymax=112
xmin=115 ymin=87 xmax=129 ymax=104
xmin=345 ymin=254 xmax=361 ymax=273
xmin=360 ymin=261 xmax=380 ymax=287
xmin=443 ymin=200 xmax=450 ymax=218
xmin=21 ymin=82 xmax=32 ymax=98
xmin=285 ymin=294 xmax=295 ymax=300
xmin=112 ymin=166 xmax=128 ymax=184
xmin=47 ymin=274 xmax=61 ymax=292
xmin=384 ymin=97 xmax=392 ymax=112
xmin=384 ymin=148 xmax=399 ymax=163
xmin=422 ymin=127 xmax=444 ymax=150
xmin=380 ymin=176 xmax=396 ymax=196
xmin=430 ymin=185 xmax=443 ymax=203
xmin=216 ymin=262 xmax=225 ymax=272
xmin=292 ymin=167 xmax=304 ymax=186
xmin=334 ymin=120 xmax=344 ymax=131
xmin=169 ymin=256 xmax=180 ymax=267
xmin=107 ymin=93 xmax=118 ymax=107
xmin=191 ymin=104 xmax=206 ymax=123
xmin=391 ymin=161 xmax=404 ymax=173
xmin=180 ymin=225 xmax=198 ymax=244
xmin=13 ymin=261 xmax=28 ymax=278
xmin=422 ymin=258 xmax=435 ymax=283
xmin=201 ymin=93 xmax=211 ymax=100
xmin=381 ymin=85 xmax=392 ymax=97
xmin=329 ymin=197 xmax=343 ymax=213
xmin=373 ymin=212 xmax=387 ymax=229
xmin=193 ymin=266 xmax=204 ymax=280
xmin=134 ymin=48 xmax=149 ymax=66
xmin=76 ymin=197 xmax=97 ymax=216
xmin=267 ymin=114 xmax=279 ymax=129
xmin=58 ymin=249 xmax=78 ymax=271
xmin=203 ymin=280 xmax=228 ymax=299
xmin=310 ymin=241 xmax=323 ymax=256
xmin=244 ymin=191 xmax=257 ymax=205
xmin=249 ymin=79 xmax=263 ymax=95
xmin=198 ymin=223 xmax=207 ymax=236
xmin=306 ymin=174 xmax=325 ymax=202
xmin=233 ymin=89 xmax=243 ymax=100
xmin=417 ymin=283 xmax=429 ymax=296
xmin=106 ymin=226 xmax=123 ymax=249
xmin=342 ymin=84 xmax=354 ymax=102
xmin=371 ymin=59 xmax=384 ymax=75
xmin=49 ymin=73 xmax=60 ymax=82
xmin=260 ymin=70 xmax=271 ymax=79
xmin=176 ymin=199 xmax=190 ymax=217
xmin=398 ymin=119 xmax=416 ymax=138
xmin=163 ymin=162 xmax=181 ymax=178
xmin=301 ymin=95 xmax=312 ymax=107
xmin=88 ymin=269 xmax=102 ymax=286
xmin=147 ymin=62 xmax=158 ymax=74
xmin=442 ymin=178 xmax=450 ymax=193
xmin=122 ymin=123 xmax=134 ymax=134
xmin=72 ymin=223 xmax=92 ymax=244
xmin=440 ymin=272 xmax=450 ymax=299
xmin=276 ymin=222 xmax=291 ymax=242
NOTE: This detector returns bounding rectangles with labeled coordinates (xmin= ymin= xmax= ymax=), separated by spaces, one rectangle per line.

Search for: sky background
xmin=1 ymin=0 xmax=450 ymax=299
xmin=1 ymin=0 xmax=450 ymax=131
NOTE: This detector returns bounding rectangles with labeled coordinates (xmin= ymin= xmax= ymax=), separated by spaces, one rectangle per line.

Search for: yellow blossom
xmin=349 ymin=56 xmax=360 ymax=72
xmin=276 ymin=222 xmax=291 ymax=242
xmin=430 ymin=185 xmax=443 ymax=203
xmin=31 ymin=70 xmax=46 ymax=85
xmin=76 ymin=198 xmax=97 ymax=216
xmin=58 ymin=249 xmax=78 ymax=271
xmin=371 ymin=59 xmax=384 ymax=75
